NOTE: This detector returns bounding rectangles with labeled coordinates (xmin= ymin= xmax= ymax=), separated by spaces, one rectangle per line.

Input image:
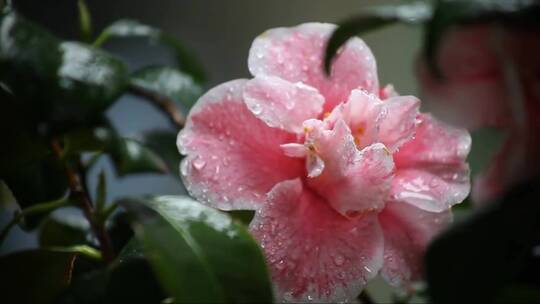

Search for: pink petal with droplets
xmin=327 ymin=89 xmax=419 ymax=152
xmin=306 ymin=119 xmax=395 ymax=216
xmin=248 ymin=23 xmax=379 ymax=111
xmin=250 ymin=179 xmax=383 ymax=303
xmin=244 ymin=75 xmax=325 ymax=133
xmin=378 ymin=95 xmax=420 ymax=152
xmin=379 ymin=201 xmax=452 ymax=287
xmin=177 ymin=79 xmax=304 ymax=210
xmin=392 ymin=114 xmax=471 ymax=212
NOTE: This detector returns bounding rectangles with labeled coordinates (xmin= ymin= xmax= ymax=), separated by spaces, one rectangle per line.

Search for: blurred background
xmin=1 ymin=0 xmax=421 ymax=271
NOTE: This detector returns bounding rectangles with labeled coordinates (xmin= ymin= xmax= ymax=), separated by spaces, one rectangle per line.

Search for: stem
xmin=51 ymin=140 xmax=115 ymax=263
xmin=359 ymin=290 xmax=375 ymax=304
xmin=0 ymin=198 xmax=69 ymax=245
xmin=128 ymin=84 xmax=185 ymax=128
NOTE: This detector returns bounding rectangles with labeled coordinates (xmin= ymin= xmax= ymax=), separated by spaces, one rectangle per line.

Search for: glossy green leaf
xmin=426 ymin=180 xmax=540 ymax=304
xmin=0 ymin=11 xmax=129 ymax=127
xmin=110 ymin=137 xmax=168 ymax=176
xmin=120 ymin=196 xmax=274 ymax=303
xmin=424 ymin=0 xmax=540 ymax=76
xmin=325 ymin=1 xmax=431 ymax=73
xmin=139 ymin=130 xmax=182 ymax=178
xmin=131 ymin=66 xmax=203 ymax=110
xmin=64 ymin=127 xmax=168 ymax=176
xmin=0 ymin=249 xmax=79 ymax=304
xmin=39 ymin=212 xmax=90 ymax=247
xmin=94 ymin=19 xmax=205 ymax=83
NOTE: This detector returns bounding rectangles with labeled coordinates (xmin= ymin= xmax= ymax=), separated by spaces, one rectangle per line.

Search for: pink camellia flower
xmin=178 ymin=23 xmax=471 ymax=302
xmin=417 ymin=24 xmax=540 ymax=203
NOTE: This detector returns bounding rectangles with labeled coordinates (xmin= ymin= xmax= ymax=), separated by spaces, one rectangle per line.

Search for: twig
xmin=128 ymin=83 xmax=185 ymax=128
xmin=51 ymin=140 xmax=115 ymax=263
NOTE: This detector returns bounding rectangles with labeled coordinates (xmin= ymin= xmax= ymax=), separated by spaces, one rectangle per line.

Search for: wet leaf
xmin=138 ymin=130 xmax=181 ymax=178
xmin=131 ymin=66 xmax=203 ymax=111
xmin=64 ymin=127 xmax=168 ymax=176
xmin=120 ymin=196 xmax=274 ymax=303
xmin=94 ymin=19 xmax=205 ymax=83
xmin=0 ymin=11 xmax=129 ymax=128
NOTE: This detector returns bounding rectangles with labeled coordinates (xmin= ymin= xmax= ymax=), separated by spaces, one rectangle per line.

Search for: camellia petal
xmin=177 ymin=79 xmax=304 ymax=210
xmin=250 ymin=179 xmax=383 ymax=303
xmin=306 ymin=119 xmax=395 ymax=216
xmin=379 ymin=201 xmax=452 ymax=287
xmin=328 ymin=89 xmax=419 ymax=152
xmin=378 ymin=95 xmax=420 ymax=152
xmin=392 ymin=114 xmax=471 ymax=212
xmin=244 ymin=75 xmax=325 ymax=133
xmin=248 ymin=22 xmax=379 ymax=111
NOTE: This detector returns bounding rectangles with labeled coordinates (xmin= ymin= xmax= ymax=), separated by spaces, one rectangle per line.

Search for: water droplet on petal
xmin=250 ymin=102 xmax=263 ymax=115
xmin=193 ymin=158 xmax=206 ymax=170
xmin=363 ymin=266 xmax=372 ymax=273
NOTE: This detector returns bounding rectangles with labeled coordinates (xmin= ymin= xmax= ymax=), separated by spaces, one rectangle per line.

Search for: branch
xmin=51 ymin=140 xmax=114 ymax=263
xmin=128 ymin=84 xmax=185 ymax=128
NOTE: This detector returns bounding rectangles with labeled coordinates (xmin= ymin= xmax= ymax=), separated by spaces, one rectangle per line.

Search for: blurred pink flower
xmin=178 ymin=23 xmax=470 ymax=302
xmin=417 ymin=25 xmax=540 ymax=203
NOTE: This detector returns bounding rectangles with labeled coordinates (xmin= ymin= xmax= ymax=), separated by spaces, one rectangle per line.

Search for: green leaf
xmin=110 ymin=138 xmax=168 ymax=176
xmin=58 ymin=238 xmax=166 ymax=304
xmin=39 ymin=212 xmax=90 ymax=247
xmin=107 ymin=211 xmax=135 ymax=254
xmin=0 ymin=11 xmax=129 ymax=127
xmin=120 ymin=196 xmax=274 ymax=303
xmin=2 ymin=156 xmax=68 ymax=227
xmin=468 ymin=127 xmax=506 ymax=179
xmin=131 ymin=66 xmax=203 ymax=110
xmin=138 ymin=130 xmax=182 ymax=178
xmin=425 ymin=180 xmax=540 ymax=304
xmin=324 ymin=1 xmax=432 ymax=73
xmin=424 ymin=0 xmax=540 ymax=76
xmin=64 ymin=127 xmax=168 ymax=176
xmin=0 ymin=249 xmax=80 ymax=304
xmin=77 ymin=0 xmax=92 ymax=42
xmin=94 ymin=19 xmax=206 ymax=83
